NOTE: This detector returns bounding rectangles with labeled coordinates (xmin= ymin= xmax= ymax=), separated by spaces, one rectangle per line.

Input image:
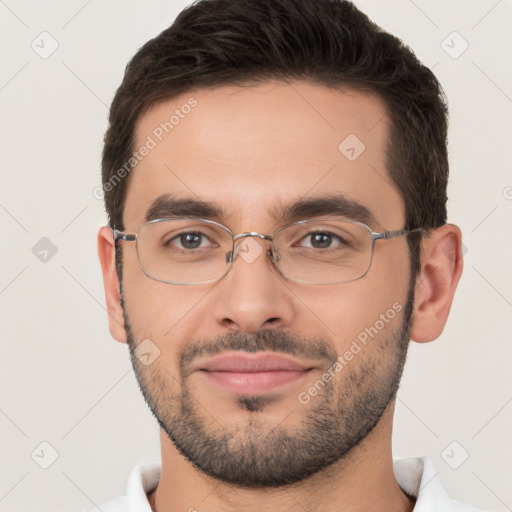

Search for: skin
xmin=98 ymin=81 xmax=463 ymax=512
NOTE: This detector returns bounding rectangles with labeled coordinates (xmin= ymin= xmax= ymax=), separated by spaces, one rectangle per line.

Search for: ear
xmin=409 ymin=223 xmax=464 ymax=343
xmin=97 ymin=226 xmax=127 ymax=344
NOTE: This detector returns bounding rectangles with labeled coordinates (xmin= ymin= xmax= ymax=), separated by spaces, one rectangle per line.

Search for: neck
xmin=147 ymin=403 xmax=415 ymax=512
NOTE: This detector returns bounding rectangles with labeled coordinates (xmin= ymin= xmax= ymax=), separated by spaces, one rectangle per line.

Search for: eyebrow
xmin=144 ymin=193 xmax=379 ymax=229
xmin=145 ymin=194 xmax=223 ymax=222
xmin=271 ymin=194 xmax=379 ymax=229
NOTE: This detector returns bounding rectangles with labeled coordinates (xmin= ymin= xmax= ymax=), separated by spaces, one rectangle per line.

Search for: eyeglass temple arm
xmin=113 ymin=229 xmax=136 ymax=242
xmin=373 ymin=227 xmax=426 ymax=241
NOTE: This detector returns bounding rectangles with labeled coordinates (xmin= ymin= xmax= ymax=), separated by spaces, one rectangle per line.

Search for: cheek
xmin=121 ymin=246 xmax=213 ymax=350
xmin=301 ymin=288 xmax=404 ymax=353
xmin=300 ymin=248 xmax=410 ymax=351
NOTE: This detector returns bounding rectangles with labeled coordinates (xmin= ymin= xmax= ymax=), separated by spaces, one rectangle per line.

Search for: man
xmin=94 ymin=0 xmax=480 ymax=510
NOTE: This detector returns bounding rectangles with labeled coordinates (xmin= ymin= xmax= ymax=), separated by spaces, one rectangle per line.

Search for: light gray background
xmin=1 ymin=1 xmax=511 ymax=511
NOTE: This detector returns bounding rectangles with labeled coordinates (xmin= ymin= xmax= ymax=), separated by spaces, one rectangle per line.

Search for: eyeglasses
xmin=113 ymin=217 xmax=423 ymax=285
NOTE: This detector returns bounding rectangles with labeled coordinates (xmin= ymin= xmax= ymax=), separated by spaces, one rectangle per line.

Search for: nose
xmin=212 ymin=236 xmax=296 ymax=334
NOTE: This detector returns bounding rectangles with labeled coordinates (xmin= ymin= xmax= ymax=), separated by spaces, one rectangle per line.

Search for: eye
xmin=297 ymin=231 xmax=349 ymax=249
xmin=166 ymin=231 xmax=213 ymax=250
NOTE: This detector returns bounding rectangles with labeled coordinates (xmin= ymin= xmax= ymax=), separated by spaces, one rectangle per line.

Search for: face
xmin=119 ymin=81 xmax=414 ymax=486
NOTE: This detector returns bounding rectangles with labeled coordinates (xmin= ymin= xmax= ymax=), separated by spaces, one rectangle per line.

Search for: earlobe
xmin=409 ymin=224 xmax=464 ymax=343
xmin=97 ymin=226 xmax=127 ymax=344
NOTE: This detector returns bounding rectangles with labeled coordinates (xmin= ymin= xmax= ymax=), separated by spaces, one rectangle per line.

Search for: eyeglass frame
xmin=113 ymin=217 xmax=425 ymax=285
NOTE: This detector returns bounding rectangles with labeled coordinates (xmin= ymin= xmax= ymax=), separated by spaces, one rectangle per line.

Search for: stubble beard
xmin=121 ymin=286 xmax=414 ymax=488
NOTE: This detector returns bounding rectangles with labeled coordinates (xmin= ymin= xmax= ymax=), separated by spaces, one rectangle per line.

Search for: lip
xmin=193 ymin=352 xmax=318 ymax=395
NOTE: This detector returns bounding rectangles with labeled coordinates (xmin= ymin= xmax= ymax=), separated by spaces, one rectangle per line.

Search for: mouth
xmin=192 ymin=352 xmax=318 ymax=395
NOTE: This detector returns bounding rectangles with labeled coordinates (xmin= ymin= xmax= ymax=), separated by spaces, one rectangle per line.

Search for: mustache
xmin=179 ymin=329 xmax=338 ymax=377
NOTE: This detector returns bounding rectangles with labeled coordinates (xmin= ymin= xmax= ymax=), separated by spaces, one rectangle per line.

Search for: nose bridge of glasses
xmin=225 ymin=232 xmax=276 ymax=264
xmin=233 ymin=232 xmax=273 ymax=243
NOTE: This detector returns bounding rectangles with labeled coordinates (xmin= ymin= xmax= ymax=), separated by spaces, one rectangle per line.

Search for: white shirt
xmin=85 ymin=457 xmax=484 ymax=512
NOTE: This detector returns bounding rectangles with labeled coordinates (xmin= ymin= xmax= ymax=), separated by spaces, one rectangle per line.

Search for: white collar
xmin=393 ymin=457 xmax=481 ymax=511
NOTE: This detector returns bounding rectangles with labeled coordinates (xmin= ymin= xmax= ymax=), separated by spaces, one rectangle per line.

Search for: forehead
xmin=124 ymin=81 xmax=404 ymax=231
